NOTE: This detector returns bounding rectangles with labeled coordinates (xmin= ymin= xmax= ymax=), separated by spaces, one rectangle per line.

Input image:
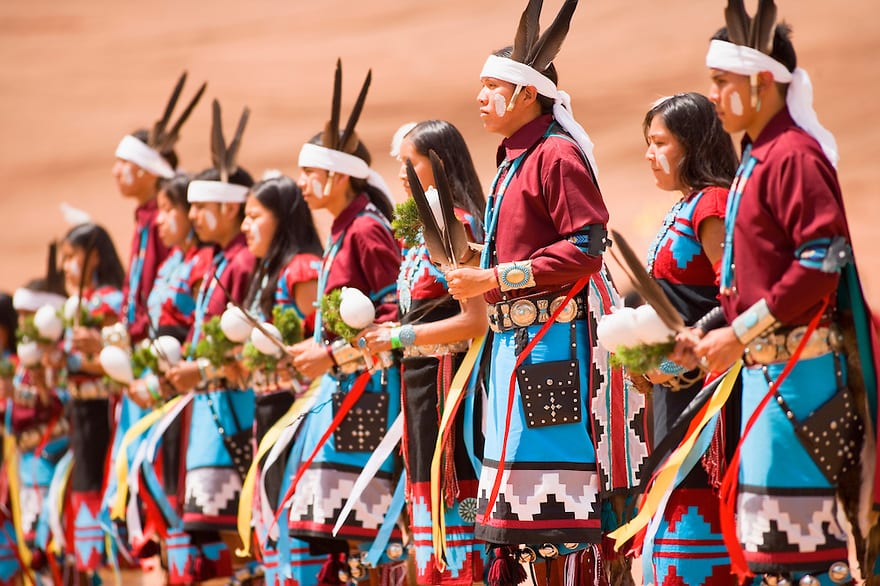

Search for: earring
xmin=755 ymin=97 xmax=762 ymax=113
xmin=136 ymin=169 xmax=145 ymax=178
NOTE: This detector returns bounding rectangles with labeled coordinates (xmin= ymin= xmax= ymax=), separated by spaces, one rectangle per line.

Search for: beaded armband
xmin=496 ymin=260 xmax=536 ymax=292
xmin=330 ymin=339 xmax=361 ymax=367
xmin=731 ymin=299 xmax=778 ymax=345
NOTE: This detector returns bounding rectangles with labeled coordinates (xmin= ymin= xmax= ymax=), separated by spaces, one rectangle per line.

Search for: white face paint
xmin=657 ymin=153 xmax=671 ymax=175
xmin=67 ymin=258 xmax=81 ymax=280
xmin=729 ymin=90 xmax=744 ymax=116
xmin=250 ymin=222 xmax=262 ymax=248
xmin=493 ymin=94 xmax=507 ymax=117
xmin=120 ymin=165 xmax=134 ymax=186
xmin=311 ymin=179 xmax=325 ymax=199
xmin=204 ymin=209 xmax=218 ymax=231
xmin=167 ymin=214 xmax=178 ymax=237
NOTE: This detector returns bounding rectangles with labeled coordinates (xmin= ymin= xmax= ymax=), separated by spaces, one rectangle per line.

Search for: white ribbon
xmin=332 ymin=413 xmax=403 ymax=536
xmin=481 ymin=55 xmax=599 ymax=177
xmin=187 ymin=179 xmax=250 ymax=203
xmin=115 ymin=135 xmax=175 ymax=179
xmin=13 ymin=289 xmax=66 ymax=312
xmin=298 ymin=143 xmax=396 ymax=208
xmin=706 ymin=40 xmax=839 ymax=167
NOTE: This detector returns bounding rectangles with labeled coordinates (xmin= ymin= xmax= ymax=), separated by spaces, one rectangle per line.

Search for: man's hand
xmin=694 ymin=326 xmax=745 ymax=373
xmin=290 ymin=342 xmax=333 ymax=381
xmin=445 ymin=267 xmax=498 ymax=301
xmin=166 ymin=362 xmax=201 ymax=393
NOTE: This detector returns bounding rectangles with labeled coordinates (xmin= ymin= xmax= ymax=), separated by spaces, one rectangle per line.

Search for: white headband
xmin=115 ymin=135 xmax=176 ymax=179
xmin=480 ymin=55 xmax=598 ymax=177
xmin=706 ymin=40 xmax=838 ymax=167
xmin=13 ymin=289 xmax=66 ymax=312
xmin=298 ymin=143 xmax=395 ymax=207
xmin=187 ymin=180 xmax=250 ymax=203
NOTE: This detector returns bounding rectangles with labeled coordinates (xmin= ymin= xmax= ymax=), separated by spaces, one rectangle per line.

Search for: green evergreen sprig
xmin=192 ymin=316 xmax=237 ymax=368
xmin=131 ymin=339 xmax=159 ymax=379
xmin=319 ymin=289 xmax=360 ymax=342
xmin=608 ymin=341 xmax=677 ymax=375
xmin=392 ymin=198 xmax=422 ymax=249
xmin=0 ymin=356 xmax=15 ymax=378
xmin=15 ymin=315 xmax=56 ymax=345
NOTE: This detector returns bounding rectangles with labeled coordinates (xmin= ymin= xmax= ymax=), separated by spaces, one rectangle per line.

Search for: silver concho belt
xmin=488 ymin=292 xmax=585 ymax=333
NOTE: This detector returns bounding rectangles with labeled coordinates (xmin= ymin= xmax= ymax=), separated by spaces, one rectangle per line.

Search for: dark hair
xmin=711 ymin=23 xmax=797 ymax=73
xmin=492 ymin=46 xmax=558 ymax=115
xmin=130 ymin=129 xmax=179 ymax=172
xmin=157 ymin=173 xmax=192 ymax=210
xmin=243 ymin=176 xmax=324 ymax=318
xmin=643 ymin=92 xmax=738 ymax=191
xmin=307 ymin=133 xmax=394 ymax=221
xmin=64 ymin=223 xmax=126 ymax=289
xmin=192 ymin=166 xmax=255 ymax=221
xmin=403 ymin=120 xmax=486 ymax=234
xmin=0 ymin=293 xmax=16 ymax=353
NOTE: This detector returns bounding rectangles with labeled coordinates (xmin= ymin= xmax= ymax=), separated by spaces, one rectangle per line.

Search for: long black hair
xmin=0 ymin=293 xmax=16 ymax=354
xmin=403 ymin=120 xmax=486 ymax=234
xmin=243 ymin=176 xmax=323 ymax=318
xmin=643 ymin=92 xmax=738 ymax=191
xmin=64 ymin=223 xmax=126 ymax=289
xmin=307 ymin=133 xmax=394 ymax=221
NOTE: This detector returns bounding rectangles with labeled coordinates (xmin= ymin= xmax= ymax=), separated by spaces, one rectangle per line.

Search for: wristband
xmin=731 ymin=299 xmax=778 ymax=345
xmin=144 ymin=373 xmax=163 ymax=404
xmin=390 ymin=327 xmax=403 ymax=350
xmin=496 ymin=260 xmax=536 ymax=292
xmin=397 ymin=324 xmax=416 ymax=348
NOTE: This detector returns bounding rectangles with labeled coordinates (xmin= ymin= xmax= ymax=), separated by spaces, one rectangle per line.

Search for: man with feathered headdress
xmin=687 ymin=1 xmax=880 ymax=583
xmin=447 ymin=1 xmax=647 ymax=583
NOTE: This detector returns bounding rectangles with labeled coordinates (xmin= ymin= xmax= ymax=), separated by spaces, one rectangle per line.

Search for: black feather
xmin=340 ymin=69 xmax=372 ymax=154
xmin=511 ymin=0 xmax=543 ymax=62
xmin=527 ymin=0 xmax=577 ymax=73
xmin=151 ymin=72 xmax=186 ymax=148
xmin=406 ymin=159 xmax=450 ymax=269
xmin=322 ymin=59 xmax=342 ymax=150
xmin=724 ymin=0 xmax=751 ymax=47
xmin=210 ymin=100 xmax=228 ymax=182
xmin=225 ymin=107 xmax=250 ymax=176
xmin=75 ymin=232 xmax=98 ymax=328
xmin=46 ymin=241 xmax=65 ymax=297
xmin=609 ymin=229 xmax=685 ymax=332
xmin=158 ymin=81 xmax=206 ymax=153
xmin=429 ymin=150 xmax=468 ymax=267
xmin=750 ymin=0 xmax=777 ymax=54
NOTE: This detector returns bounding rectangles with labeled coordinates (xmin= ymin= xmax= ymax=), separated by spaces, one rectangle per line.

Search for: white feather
xmin=59 ymin=202 xmax=92 ymax=226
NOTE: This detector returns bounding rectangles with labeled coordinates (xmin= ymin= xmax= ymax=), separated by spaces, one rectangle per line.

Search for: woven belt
xmin=488 ymin=291 xmax=586 ymax=333
xmin=402 ymin=341 xmax=469 ymax=358
xmin=744 ymin=325 xmax=843 ymax=366
xmin=68 ymin=380 xmax=115 ymax=400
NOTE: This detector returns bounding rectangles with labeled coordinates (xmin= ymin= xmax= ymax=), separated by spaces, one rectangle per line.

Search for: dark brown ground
xmin=1 ymin=1 xmax=878 ymax=582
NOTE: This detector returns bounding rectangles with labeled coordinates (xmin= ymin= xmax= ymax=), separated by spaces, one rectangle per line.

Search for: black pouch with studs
xmin=333 ymin=390 xmax=389 ymax=452
xmin=207 ymin=392 xmax=254 ymax=481
xmin=779 ymin=385 xmax=864 ymax=485
xmin=516 ymin=321 xmax=582 ymax=429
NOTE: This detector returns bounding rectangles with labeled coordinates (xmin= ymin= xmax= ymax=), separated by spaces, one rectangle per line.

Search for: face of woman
xmin=60 ymin=240 xmax=90 ymax=292
xmin=396 ymin=139 xmax=435 ymax=198
xmin=156 ymin=190 xmax=191 ymax=248
xmin=645 ymin=115 xmax=686 ymax=193
xmin=242 ymin=195 xmax=278 ymax=259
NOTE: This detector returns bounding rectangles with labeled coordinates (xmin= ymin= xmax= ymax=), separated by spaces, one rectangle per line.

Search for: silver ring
xmin=358 ymin=337 xmax=368 ymax=349
xmin=699 ymin=356 xmax=709 ymax=369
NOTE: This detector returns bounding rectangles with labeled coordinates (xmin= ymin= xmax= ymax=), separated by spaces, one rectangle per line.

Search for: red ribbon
xmin=482 ymin=277 xmax=590 ymax=524
xmin=271 ymin=366 xmax=374 ymax=531
xmin=719 ymin=296 xmax=830 ymax=583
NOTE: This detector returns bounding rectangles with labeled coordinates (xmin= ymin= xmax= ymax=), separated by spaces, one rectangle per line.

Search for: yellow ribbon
xmin=429 ymin=337 xmax=484 ymax=573
xmin=236 ymin=381 xmax=320 ymax=557
xmin=49 ymin=454 xmax=72 ymax=556
xmin=4 ymin=432 xmax=34 ymax=582
xmin=609 ymin=362 xmax=742 ymax=548
xmin=110 ymin=395 xmax=183 ymax=521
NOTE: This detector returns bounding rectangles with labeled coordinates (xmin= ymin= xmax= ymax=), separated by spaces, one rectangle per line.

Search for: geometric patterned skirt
xmin=475 ymin=319 xmax=603 ymax=547
xmin=737 ymin=352 xmax=849 ymax=577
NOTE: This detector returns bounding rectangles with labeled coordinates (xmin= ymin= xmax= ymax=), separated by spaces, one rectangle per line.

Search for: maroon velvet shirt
xmin=484 ymin=114 xmax=608 ymax=304
xmin=721 ymin=108 xmax=848 ymax=326
xmin=124 ymin=198 xmax=170 ymax=342
xmin=204 ymin=232 xmax=257 ymax=319
xmin=322 ymin=194 xmax=400 ymax=326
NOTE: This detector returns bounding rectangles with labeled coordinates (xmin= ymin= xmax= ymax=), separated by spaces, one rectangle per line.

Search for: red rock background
xmin=1 ymin=0 xmax=877 ymax=304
